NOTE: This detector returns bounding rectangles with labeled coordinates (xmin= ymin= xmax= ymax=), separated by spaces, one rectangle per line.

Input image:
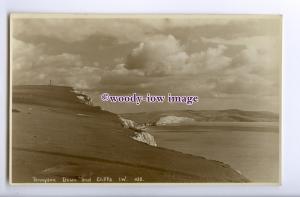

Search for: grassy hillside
xmin=11 ymin=85 xmax=248 ymax=183
xmin=121 ymin=109 xmax=279 ymax=124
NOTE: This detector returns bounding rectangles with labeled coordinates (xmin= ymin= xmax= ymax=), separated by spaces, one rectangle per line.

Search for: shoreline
xmin=11 ymin=85 xmax=250 ymax=183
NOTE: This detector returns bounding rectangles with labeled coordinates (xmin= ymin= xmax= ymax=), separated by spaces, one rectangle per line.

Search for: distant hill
xmin=121 ymin=109 xmax=279 ymax=124
xmin=11 ymin=85 xmax=248 ymax=183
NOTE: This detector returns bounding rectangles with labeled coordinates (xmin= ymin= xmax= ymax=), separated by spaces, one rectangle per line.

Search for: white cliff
xmin=119 ymin=117 xmax=147 ymax=131
xmin=156 ymin=115 xmax=195 ymax=125
xmin=131 ymin=132 xmax=157 ymax=147
xmin=119 ymin=117 xmax=157 ymax=147
xmin=72 ymin=89 xmax=93 ymax=105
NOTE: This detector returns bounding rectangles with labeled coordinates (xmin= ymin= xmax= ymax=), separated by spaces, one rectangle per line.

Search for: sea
xmin=147 ymin=122 xmax=279 ymax=182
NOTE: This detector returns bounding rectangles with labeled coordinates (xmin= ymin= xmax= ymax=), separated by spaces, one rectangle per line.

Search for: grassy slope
xmin=11 ymin=85 xmax=248 ymax=183
xmin=122 ymin=109 xmax=279 ymax=124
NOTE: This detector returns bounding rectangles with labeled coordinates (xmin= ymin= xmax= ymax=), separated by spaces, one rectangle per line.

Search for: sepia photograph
xmin=9 ymin=14 xmax=281 ymax=184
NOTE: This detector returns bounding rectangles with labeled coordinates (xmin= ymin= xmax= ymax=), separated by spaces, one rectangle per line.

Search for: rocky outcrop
xmin=131 ymin=132 xmax=157 ymax=147
xmin=119 ymin=117 xmax=157 ymax=147
xmin=119 ymin=117 xmax=147 ymax=132
xmin=72 ymin=89 xmax=93 ymax=106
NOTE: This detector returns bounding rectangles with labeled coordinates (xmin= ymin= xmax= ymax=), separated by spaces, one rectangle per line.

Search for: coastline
xmin=10 ymin=85 xmax=249 ymax=183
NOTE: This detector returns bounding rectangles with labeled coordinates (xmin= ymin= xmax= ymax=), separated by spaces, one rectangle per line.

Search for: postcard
xmin=9 ymin=14 xmax=281 ymax=184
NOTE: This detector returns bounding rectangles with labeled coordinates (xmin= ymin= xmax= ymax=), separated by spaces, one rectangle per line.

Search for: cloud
xmin=12 ymin=38 xmax=44 ymax=84
xmin=100 ymin=64 xmax=146 ymax=87
xmin=13 ymin=18 xmax=153 ymax=43
xmin=13 ymin=16 xmax=279 ymax=45
xmin=188 ymin=45 xmax=232 ymax=73
xmin=125 ymin=34 xmax=189 ymax=76
xmin=201 ymin=35 xmax=280 ymax=96
xmin=125 ymin=34 xmax=232 ymax=77
xmin=11 ymin=16 xmax=281 ymax=112
xmin=12 ymin=38 xmax=102 ymax=89
xmin=13 ymin=17 xmax=227 ymax=44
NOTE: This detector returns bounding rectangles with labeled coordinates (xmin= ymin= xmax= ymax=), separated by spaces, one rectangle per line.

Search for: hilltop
xmin=11 ymin=85 xmax=248 ymax=183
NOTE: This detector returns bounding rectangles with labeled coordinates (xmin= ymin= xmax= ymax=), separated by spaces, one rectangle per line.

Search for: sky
xmin=11 ymin=15 xmax=281 ymax=114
